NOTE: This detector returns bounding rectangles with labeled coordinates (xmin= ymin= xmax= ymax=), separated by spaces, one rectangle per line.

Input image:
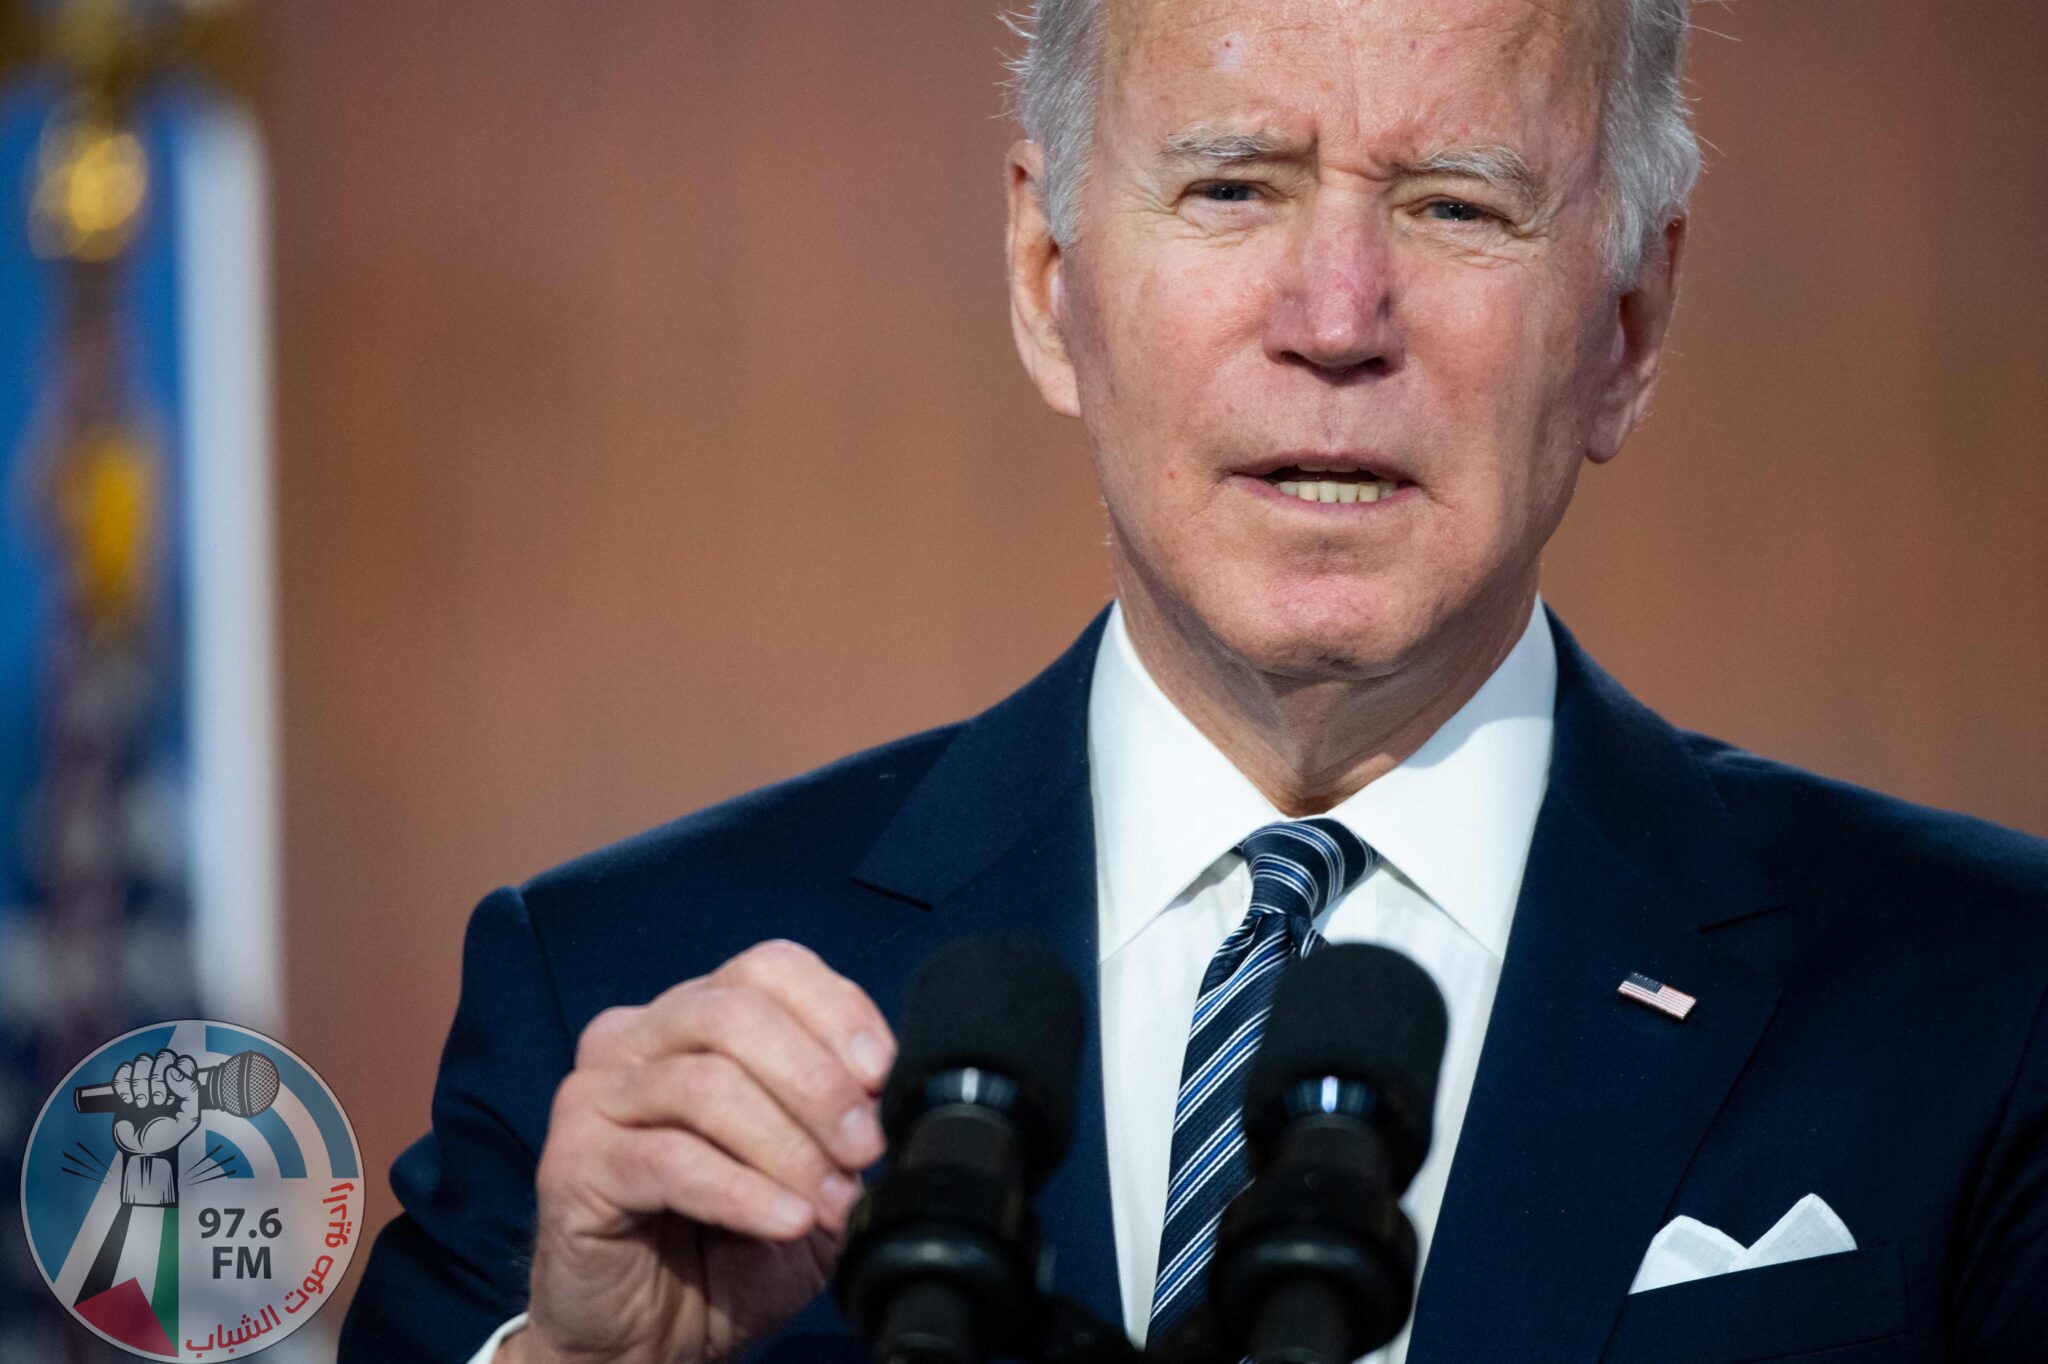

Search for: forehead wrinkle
xmin=1108 ymin=0 xmax=1335 ymax=83
xmin=1111 ymin=0 xmax=1601 ymax=97
xmin=1107 ymin=0 xmax=1608 ymax=183
xmin=1403 ymin=0 xmax=1611 ymax=109
xmin=1408 ymin=0 xmax=1595 ymax=50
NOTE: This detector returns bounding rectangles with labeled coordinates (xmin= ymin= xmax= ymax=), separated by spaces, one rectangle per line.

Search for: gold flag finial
xmin=15 ymin=0 xmax=246 ymax=265
xmin=30 ymin=101 xmax=150 ymax=261
xmin=54 ymin=422 xmax=157 ymax=633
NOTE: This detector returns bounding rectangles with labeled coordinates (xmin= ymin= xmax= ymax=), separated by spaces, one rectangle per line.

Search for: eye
xmin=1194 ymin=181 xmax=1263 ymax=203
xmin=1424 ymin=199 xmax=1498 ymax=224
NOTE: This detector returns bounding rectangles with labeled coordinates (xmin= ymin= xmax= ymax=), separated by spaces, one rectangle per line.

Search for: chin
xmin=1190 ymin=570 xmax=1434 ymax=682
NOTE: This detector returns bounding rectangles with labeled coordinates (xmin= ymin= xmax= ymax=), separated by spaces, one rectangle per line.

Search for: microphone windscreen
xmin=214 ymin=1051 xmax=282 ymax=1119
xmin=883 ymin=935 xmax=1087 ymax=1175
xmin=1243 ymin=943 xmax=1449 ymax=1179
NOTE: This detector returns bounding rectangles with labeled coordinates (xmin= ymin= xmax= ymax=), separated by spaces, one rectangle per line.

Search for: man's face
xmin=1014 ymin=0 xmax=1672 ymax=682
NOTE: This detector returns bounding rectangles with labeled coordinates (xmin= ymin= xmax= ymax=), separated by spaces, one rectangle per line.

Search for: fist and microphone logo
xmin=19 ymin=1021 xmax=362 ymax=1358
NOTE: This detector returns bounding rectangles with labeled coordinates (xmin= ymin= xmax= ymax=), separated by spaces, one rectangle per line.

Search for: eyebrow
xmin=1156 ymin=127 xmax=1545 ymax=205
xmin=1398 ymin=145 xmax=1544 ymax=206
xmin=1157 ymin=126 xmax=1293 ymax=167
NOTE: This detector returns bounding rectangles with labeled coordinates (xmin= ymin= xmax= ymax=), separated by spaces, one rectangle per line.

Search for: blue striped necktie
xmin=1147 ymin=816 xmax=1377 ymax=1337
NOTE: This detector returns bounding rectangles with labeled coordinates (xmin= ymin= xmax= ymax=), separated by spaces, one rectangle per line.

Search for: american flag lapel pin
xmin=1617 ymin=972 xmax=1697 ymax=1021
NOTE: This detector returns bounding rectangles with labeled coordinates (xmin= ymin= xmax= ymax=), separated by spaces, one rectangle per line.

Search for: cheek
xmin=1092 ymin=246 xmax=1270 ymax=425
xmin=1416 ymin=275 xmax=1600 ymax=472
xmin=1403 ymin=290 xmax=1531 ymax=497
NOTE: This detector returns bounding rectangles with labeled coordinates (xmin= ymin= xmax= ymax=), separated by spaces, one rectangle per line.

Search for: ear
xmin=1006 ymin=139 xmax=1081 ymax=418
xmin=1586 ymin=213 xmax=1686 ymax=465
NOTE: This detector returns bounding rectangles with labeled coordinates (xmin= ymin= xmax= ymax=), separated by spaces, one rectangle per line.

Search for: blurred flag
xmin=0 ymin=5 xmax=279 ymax=1355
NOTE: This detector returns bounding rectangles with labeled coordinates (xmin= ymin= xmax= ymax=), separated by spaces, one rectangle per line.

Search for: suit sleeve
xmin=339 ymin=886 xmax=574 ymax=1361
xmin=1951 ymin=975 xmax=2048 ymax=1361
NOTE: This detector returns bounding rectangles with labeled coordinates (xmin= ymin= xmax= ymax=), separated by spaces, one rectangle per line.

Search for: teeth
xmin=1273 ymin=478 xmax=1402 ymax=504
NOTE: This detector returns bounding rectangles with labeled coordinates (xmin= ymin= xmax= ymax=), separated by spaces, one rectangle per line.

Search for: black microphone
xmin=1210 ymin=944 xmax=1449 ymax=1364
xmin=73 ymin=1050 xmax=281 ymax=1119
xmin=836 ymin=936 xmax=1087 ymax=1364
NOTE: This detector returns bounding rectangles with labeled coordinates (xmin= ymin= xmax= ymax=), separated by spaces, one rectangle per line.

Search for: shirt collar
xmin=1087 ymin=598 xmax=1556 ymax=963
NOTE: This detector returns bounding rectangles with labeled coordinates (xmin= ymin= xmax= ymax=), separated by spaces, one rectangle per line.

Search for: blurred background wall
xmin=242 ymin=0 xmax=2048 ymax=1338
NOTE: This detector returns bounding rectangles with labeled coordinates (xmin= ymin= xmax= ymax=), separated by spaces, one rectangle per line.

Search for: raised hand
xmin=504 ymin=939 xmax=896 ymax=1364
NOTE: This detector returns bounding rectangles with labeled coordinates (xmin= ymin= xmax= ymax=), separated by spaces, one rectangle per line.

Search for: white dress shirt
xmin=1091 ymin=598 xmax=1555 ymax=1360
xmin=470 ymin=597 xmax=1555 ymax=1364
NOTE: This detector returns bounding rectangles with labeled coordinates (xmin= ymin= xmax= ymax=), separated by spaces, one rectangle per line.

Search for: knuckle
xmin=574 ymin=1005 xmax=638 ymax=1067
xmin=549 ymin=1070 xmax=599 ymax=1126
xmin=672 ymin=1053 xmax=743 ymax=1112
xmin=745 ymin=937 xmax=820 ymax=978
xmin=698 ymin=983 xmax=772 ymax=1046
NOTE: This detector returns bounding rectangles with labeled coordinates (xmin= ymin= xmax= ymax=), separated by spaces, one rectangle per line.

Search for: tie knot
xmin=1237 ymin=817 xmax=1375 ymax=924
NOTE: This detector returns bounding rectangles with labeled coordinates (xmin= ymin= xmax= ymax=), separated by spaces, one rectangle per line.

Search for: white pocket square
xmin=1628 ymin=1193 xmax=1857 ymax=1294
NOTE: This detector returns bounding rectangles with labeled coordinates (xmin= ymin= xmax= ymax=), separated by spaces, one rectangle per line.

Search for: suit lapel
xmin=850 ymin=606 xmax=1123 ymax=1328
xmin=1407 ymin=614 xmax=1787 ymax=1360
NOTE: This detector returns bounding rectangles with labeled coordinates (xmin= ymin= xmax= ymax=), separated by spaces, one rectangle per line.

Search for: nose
xmin=1263 ymin=197 xmax=1404 ymax=379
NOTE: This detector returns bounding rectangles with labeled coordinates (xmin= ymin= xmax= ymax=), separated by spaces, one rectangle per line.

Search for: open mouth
xmin=1258 ymin=463 xmax=1411 ymax=505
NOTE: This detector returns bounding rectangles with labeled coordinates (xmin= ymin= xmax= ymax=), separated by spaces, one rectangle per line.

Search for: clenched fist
xmin=502 ymin=939 xmax=896 ymax=1364
xmin=109 ymin=1048 xmax=202 ymax=1159
xmin=109 ymin=1048 xmax=202 ymax=1209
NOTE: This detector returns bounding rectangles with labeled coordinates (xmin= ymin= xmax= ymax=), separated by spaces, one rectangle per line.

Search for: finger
xmin=596 ymin=1055 xmax=861 ymax=1231
xmin=113 ymin=1060 xmax=135 ymax=1106
xmin=630 ymin=983 xmax=885 ymax=1169
xmin=717 ymin=940 xmax=897 ymax=1092
xmin=127 ymin=1054 xmax=154 ymax=1104
xmin=151 ymin=1050 xmax=178 ymax=1105
xmin=165 ymin=1054 xmax=198 ymax=1094
xmin=586 ymin=1124 xmax=818 ymax=1243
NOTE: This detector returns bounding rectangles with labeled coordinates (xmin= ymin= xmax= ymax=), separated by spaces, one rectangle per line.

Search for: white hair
xmin=1005 ymin=0 xmax=1700 ymax=286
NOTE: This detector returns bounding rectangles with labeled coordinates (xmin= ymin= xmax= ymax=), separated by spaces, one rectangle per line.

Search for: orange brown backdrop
xmin=251 ymin=0 xmax=2048 ymax=1327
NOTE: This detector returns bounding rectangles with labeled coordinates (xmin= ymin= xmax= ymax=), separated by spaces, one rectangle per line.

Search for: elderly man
xmin=340 ymin=0 xmax=2048 ymax=1360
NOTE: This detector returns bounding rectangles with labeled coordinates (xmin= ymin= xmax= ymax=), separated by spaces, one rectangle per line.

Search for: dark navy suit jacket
xmin=340 ymin=609 xmax=2048 ymax=1362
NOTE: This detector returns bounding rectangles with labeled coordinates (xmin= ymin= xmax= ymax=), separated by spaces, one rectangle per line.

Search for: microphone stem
xmin=879 ymin=1279 xmax=980 ymax=1364
xmin=1248 ymin=1278 xmax=1349 ymax=1364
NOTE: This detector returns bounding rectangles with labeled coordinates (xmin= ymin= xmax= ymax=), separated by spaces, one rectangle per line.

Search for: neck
xmin=1115 ymin=577 xmax=1537 ymax=817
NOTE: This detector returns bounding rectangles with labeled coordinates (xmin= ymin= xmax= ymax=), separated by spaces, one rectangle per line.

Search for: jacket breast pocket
xmin=1601 ymin=1243 xmax=1907 ymax=1364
